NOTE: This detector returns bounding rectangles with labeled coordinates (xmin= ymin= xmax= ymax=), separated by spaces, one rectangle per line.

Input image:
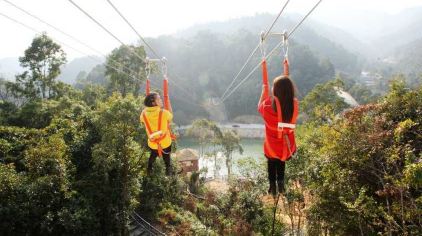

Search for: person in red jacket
xmin=258 ymin=75 xmax=299 ymax=196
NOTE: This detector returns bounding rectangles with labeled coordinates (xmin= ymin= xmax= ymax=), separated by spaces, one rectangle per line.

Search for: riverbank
xmin=177 ymin=137 xmax=265 ymax=178
xmin=177 ymin=123 xmax=265 ymax=138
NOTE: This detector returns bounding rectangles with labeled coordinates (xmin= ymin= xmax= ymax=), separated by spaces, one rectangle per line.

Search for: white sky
xmin=1 ymin=0 xmax=422 ymax=60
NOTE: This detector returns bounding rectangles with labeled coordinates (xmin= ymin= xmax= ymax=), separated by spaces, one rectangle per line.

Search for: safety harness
xmin=260 ymin=31 xmax=297 ymax=159
xmin=143 ymin=58 xmax=176 ymax=157
xmin=142 ymin=109 xmax=169 ymax=157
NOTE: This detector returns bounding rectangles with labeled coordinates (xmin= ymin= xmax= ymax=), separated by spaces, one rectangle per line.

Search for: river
xmin=177 ymin=138 xmax=265 ymax=178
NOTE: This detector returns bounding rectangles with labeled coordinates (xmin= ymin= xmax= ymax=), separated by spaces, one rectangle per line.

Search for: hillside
xmin=172 ymin=13 xmax=363 ymax=73
xmin=57 ymin=56 xmax=104 ymax=84
xmin=0 ymin=57 xmax=24 ymax=80
xmin=0 ymin=56 xmax=102 ymax=84
xmin=394 ymin=38 xmax=422 ymax=80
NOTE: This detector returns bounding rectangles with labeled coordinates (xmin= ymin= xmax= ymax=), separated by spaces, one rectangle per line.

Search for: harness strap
xmin=146 ymin=79 xmax=150 ymax=95
xmin=273 ymin=97 xmax=283 ymax=139
xmin=262 ymin=59 xmax=269 ymax=99
xmin=156 ymin=110 xmax=164 ymax=156
xmin=142 ymin=110 xmax=167 ymax=157
xmin=278 ymin=123 xmax=296 ymax=129
xmin=163 ymin=77 xmax=172 ymax=113
xmin=142 ymin=112 xmax=153 ymax=135
xmin=283 ymin=58 xmax=289 ymax=76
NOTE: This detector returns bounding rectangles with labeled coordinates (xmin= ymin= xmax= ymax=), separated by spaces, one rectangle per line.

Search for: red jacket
xmin=258 ymin=97 xmax=299 ymax=161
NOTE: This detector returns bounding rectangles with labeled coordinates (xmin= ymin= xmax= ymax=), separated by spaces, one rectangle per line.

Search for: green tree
xmin=187 ymin=119 xmax=222 ymax=157
xmin=106 ymin=45 xmax=146 ymax=97
xmin=302 ymin=78 xmax=350 ymax=123
xmin=303 ymin=79 xmax=422 ymax=235
xmin=13 ymin=33 xmax=66 ymax=100
xmin=219 ymin=130 xmax=243 ymax=178
xmin=89 ymin=93 xmax=145 ymax=235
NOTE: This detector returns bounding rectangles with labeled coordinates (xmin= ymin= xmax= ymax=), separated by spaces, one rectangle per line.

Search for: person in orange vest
xmin=140 ymin=92 xmax=173 ymax=176
xmin=258 ymin=75 xmax=299 ymax=195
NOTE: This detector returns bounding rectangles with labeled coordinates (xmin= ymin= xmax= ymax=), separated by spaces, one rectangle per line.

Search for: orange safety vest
xmin=142 ymin=109 xmax=168 ymax=157
xmin=260 ymin=97 xmax=298 ymax=161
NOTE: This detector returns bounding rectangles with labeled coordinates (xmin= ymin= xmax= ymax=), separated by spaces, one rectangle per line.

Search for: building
xmin=173 ymin=148 xmax=199 ymax=173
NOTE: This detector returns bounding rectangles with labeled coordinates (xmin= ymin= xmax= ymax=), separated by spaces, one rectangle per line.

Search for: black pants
xmin=147 ymin=146 xmax=172 ymax=175
xmin=267 ymin=157 xmax=285 ymax=184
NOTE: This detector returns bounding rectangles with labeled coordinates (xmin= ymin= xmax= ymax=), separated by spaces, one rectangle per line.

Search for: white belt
xmin=278 ymin=122 xmax=296 ymax=129
xmin=149 ymin=130 xmax=164 ymax=139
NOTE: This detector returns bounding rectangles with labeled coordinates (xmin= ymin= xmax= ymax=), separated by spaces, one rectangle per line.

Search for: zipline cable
xmin=2 ymin=0 xmax=144 ymax=84
xmin=2 ymin=0 xmax=104 ymax=57
xmin=1 ymin=8 xmax=202 ymax=110
xmin=67 ymin=0 xmax=146 ymax=62
xmin=220 ymin=40 xmax=284 ymax=103
xmin=287 ymin=0 xmax=323 ymax=38
xmin=220 ymin=0 xmax=323 ymax=103
xmin=148 ymin=78 xmax=203 ymax=109
xmin=105 ymin=0 xmax=160 ymax=59
xmin=105 ymin=0 xmax=198 ymax=104
xmin=218 ymin=0 xmax=290 ymax=102
xmin=0 ymin=11 xmax=139 ymax=84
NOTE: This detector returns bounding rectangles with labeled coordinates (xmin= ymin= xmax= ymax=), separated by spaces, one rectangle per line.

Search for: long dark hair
xmin=144 ymin=92 xmax=158 ymax=107
xmin=272 ymin=76 xmax=295 ymax=123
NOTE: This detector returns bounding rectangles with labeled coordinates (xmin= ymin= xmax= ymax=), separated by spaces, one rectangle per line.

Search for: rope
xmin=287 ymin=0 xmax=323 ymax=38
xmin=2 ymin=0 xmax=102 ymax=56
xmin=132 ymin=211 xmax=166 ymax=236
xmin=271 ymin=193 xmax=281 ymax=236
xmin=130 ymin=215 xmax=156 ymax=235
xmin=220 ymin=40 xmax=284 ymax=103
xmin=105 ymin=0 xmax=161 ymax=59
xmin=220 ymin=0 xmax=324 ymax=103
xmin=103 ymin=0 xmax=203 ymax=110
xmin=0 ymin=11 xmax=39 ymax=33
xmin=0 ymin=11 xmax=145 ymax=90
xmin=148 ymin=78 xmax=203 ymax=109
xmin=105 ymin=0 xmax=201 ymax=107
xmin=67 ymin=0 xmax=146 ymax=63
xmin=219 ymin=0 xmax=291 ymax=102
xmin=186 ymin=186 xmax=206 ymax=200
xmin=2 ymin=0 xmax=143 ymax=84
xmin=105 ymin=0 xmax=205 ymax=112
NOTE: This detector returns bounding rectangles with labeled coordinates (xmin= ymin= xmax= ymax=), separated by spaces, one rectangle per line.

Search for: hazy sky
xmin=1 ymin=0 xmax=422 ymax=60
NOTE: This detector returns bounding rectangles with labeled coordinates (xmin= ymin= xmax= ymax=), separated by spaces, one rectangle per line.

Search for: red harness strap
xmin=283 ymin=58 xmax=289 ymax=76
xmin=273 ymin=97 xmax=283 ymax=139
xmin=262 ymin=59 xmax=270 ymax=98
xmin=163 ymin=76 xmax=176 ymax=141
xmin=163 ymin=77 xmax=172 ymax=113
xmin=261 ymin=55 xmax=296 ymax=159
xmin=142 ymin=110 xmax=167 ymax=157
xmin=146 ymin=79 xmax=150 ymax=95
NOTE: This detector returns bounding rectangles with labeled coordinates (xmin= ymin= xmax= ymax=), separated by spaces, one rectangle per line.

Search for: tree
xmin=187 ymin=119 xmax=222 ymax=157
xmin=13 ymin=33 xmax=66 ymax=100
xmin=89 ymin=93 xmax=145 ymax=235
xmin=219 ymin=130 xmax=243 ymax=178
xmin=302 ymin=78 xmax=350 ymax=123
xmin=303 ymin=79 xmax=422 ymax=235
xmin=105 ymin=45 xmax=146 ymax=97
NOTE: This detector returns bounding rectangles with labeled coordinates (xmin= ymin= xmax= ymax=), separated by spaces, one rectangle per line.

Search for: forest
xmin=0 ymin=6 xmax=421 ymax=236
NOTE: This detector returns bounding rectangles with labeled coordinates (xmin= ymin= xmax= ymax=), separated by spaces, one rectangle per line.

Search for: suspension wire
xmin=1 ymin=10 xmax=202 ymax=110
xmin=104 ymin=0 xmax=202 ymax=107
xmin=1 ymin=0 xmax=142 ymax=82
xmin=67 ymin=0 xmax=146 ymax=62
xmin=220 ymin=40 xmax=284 ymax=103
xmin=220 ymin=0 xmax=324 ymax=103
xmin=287 ymin=0 xmax=323 ymax=38
xmin=148 ymin=76 xmax=203 ymax=109
xmin=218 ymin=0 xmax=290 ymax=102
xmin=0 ymin=11 xmax=143 ymax=89
xmin=105 ymin=0 xmax=160 ymax=59
xmin=2 ymin=0 xmax=103 ymax=56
